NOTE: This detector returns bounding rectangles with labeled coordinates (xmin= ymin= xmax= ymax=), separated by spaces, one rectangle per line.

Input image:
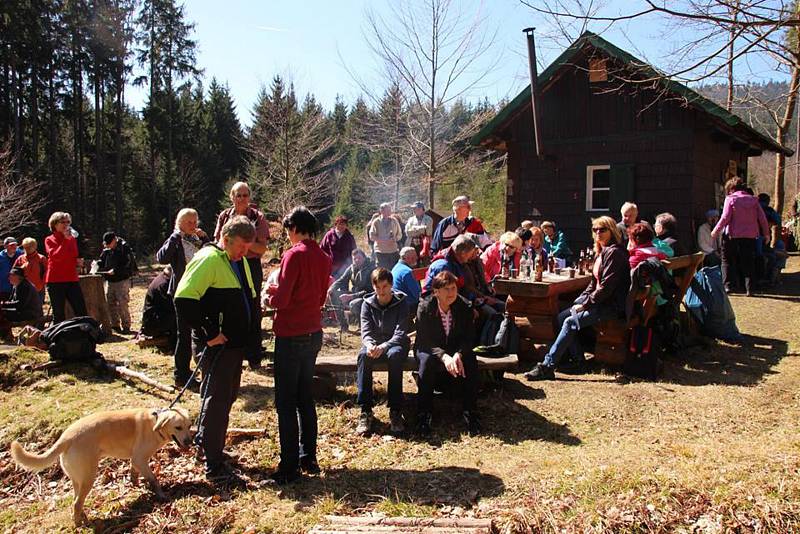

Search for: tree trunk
xmin=774 ymin=61 xmax=800 ymax=217
xmin=94 ymin=72 xmax=104 ymax=233
xmin=114 ymin=73 xmax=124 ymax=232
xmin=30 ymin=68 xmax=39 ymax=167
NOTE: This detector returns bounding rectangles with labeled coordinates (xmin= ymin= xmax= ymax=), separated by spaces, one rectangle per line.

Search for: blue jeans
xmin=543 ymin=304 xmax=616 ymax=368
xmin=274 ymin=330 xmax=323 ymax=473
xmin=356 ymin=344 xmax=408 ymax=412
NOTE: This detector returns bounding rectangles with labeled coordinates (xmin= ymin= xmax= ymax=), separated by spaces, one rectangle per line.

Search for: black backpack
xmin=40 ymin=316 xmax=104 ymax=362
xmin=623 ymin=325 xmax=661 ymax=380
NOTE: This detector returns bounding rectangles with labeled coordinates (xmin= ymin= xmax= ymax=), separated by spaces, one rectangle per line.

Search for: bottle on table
xmin=578 ymin=250 xmax=586 ymax=275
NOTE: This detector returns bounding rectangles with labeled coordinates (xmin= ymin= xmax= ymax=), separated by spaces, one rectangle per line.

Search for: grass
xmin=0 ymin=258 xmax=799 ymax=532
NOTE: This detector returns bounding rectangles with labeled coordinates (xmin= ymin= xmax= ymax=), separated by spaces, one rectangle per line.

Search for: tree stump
xmin=65 ymin=274 xmax=113 ymax=332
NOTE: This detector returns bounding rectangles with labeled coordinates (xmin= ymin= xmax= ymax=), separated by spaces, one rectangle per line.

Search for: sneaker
xmin=463 ymin=410 xmax=481 ymax=436
xmin=524 ymin=363 xmax=556 ymax=381
xmin=356 ymin=411 xmax=374 ymax=436
xmin=205 ymin=463 xmax=245 ymax=487
xmin=415 ymin=412 xmax=432 ymax=436
xmin=389 ymin=409 xmax=405 ymax=434
xmin=269 ymin=469 xmax=300 ymax=485
xmin=299 ymin=456 xmax=321 ymax=474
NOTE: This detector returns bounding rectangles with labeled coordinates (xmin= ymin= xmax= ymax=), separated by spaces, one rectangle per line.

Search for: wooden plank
xmin=505 ymin=295 xmax=554 ymax=315
xmin=310 ymin=516 xmax=493 ymax=533
xmin=493 ymin=274 xmax=591 ymax=298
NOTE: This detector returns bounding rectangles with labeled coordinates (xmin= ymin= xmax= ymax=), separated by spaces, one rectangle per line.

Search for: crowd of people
xmin=0 ymin=176 xmax=792 ymax=489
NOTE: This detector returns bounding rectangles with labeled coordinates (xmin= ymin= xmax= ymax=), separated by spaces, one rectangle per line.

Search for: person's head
xmin=333 ymin=215 xmax=349 ymax=233
xmin=3 ymin=237 xmax=17 ymax=256
xmin=102 ymin=231 xmax=117 ymax=249
xmin=48 ymin=211 xmax=71 ymax=233
xmin=515 ymin=227 xmax=532 ymax=247
xmin=371 ymin=268 xmax=394 ymax=304
xmin=400 ymin=246 xmax=418 ymax=267
xmin=229 ymin=181 xmax=252 ymax=211
xmin=21 ymin=237 xmax=37 ymax=255
xmin=591 ymin=216 xmax=621 ymax=249
xmin=413 ymin=201 xmax=425 ymax=218
xmin=498 ymin=231 xmax=522 ymax=256
xmin=520 ymin=220 xmax=534 ymax=230
xmin=745 ymin=187 xmax=754 ymax=196
xmin=431 ymin=271 xmax=458 ymax=309
xmin=282 ymin=206 xmax=319 ymax=244
xmin=654 ymin=212 xmax=676 ymax=238
xmin=451 ymin=234 xmax=477 ymax=264
xmin=379 ymin=202 xmax=393 ymax=218
xmin=452 ymin=195 xmax=472 ymax=220
xmin=175 ymin=208 xmax=199 ymax=234
xmin=628 ymin=222 xmax=654 ymax=247
xmin=724 ymin=177 xmax=744 ymax=195
xmin=705 ymin=208 xmax=719 ymax=226
xmin=530 ymin=227 xmax=545 ymax=249
xmin=620 ymin=202 xmax=639 ymax=227
xmin=758 ymin=193 xmax=771 ymax=207
xmin=220 ymin=215 xmax=255 ymax=261
xmin=351 ymin=249 xmax=367 ymax=269
xmin=540 ymin=221 xmax=556 ymax=239
xmin=8 ymin=266 xmax=24 ymax=287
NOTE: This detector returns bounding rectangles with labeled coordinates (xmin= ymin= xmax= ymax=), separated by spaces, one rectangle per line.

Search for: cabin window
xmin=586 ymin=165 xmax=611 ymax=211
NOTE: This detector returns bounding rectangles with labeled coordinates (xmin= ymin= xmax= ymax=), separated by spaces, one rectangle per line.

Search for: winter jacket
xmin=156 ymin=230 xmax=210 ymax=295
xmin=174 ymin=244 xmax=259 ymax=348
xmin=544 ymin=230 xmax=573 ymax=261
xmin=655 ymin=232 xmax=687 ymax=257
xmin=360 ymin=291 xmax=410 ymax=351
xmin=266 ymin=238 xmax=331 ymax=337
xmin=391 ymin=260 xmax=421 ymax=308
xmin=319 ymin=227 xmax=357 ymax=276
xmin=331 ymin=258 xmax=375 ymax=297
xmin=0 ymin=248 xmax=23 ymax=294
xmin=431 ymin=215 xmax=491 ymax=253
xmin=423 ymin=249 xmax=470 ymax=299
xmin=141 ymin=270 xmax=175 ymax=337
xmin=213 ymin=206 xmax=270 ymax=260
xmin=368 ymin=216 xmax=402 ymax=254
xmin=628 ymin=243 xmax=667 ymax=269
xmin=405 ymin=214 xmax=434 ymax=247
xmin=415 ymin=293 xmax=474 ymax=360
xmin=98 ymin=238 xmax=136 ymax=282
xmin=2 ymin=278 xmax=43 ymax=320
xmin=481 ymin=241 xmax=520 ymax=282
xmin=711 ymin=190 xmax=770 ymax=240
xmin=14 ymin=252 xmax=47 ymax=292
xmin=576 ymin=242 xmax=629 ymax=314
xmin=44 ymin=232 xmax=80 ymax=283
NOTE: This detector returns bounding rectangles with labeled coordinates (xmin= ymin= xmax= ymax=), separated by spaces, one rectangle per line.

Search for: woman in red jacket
xmin=45 ymin=212 xmax=87 ymax=323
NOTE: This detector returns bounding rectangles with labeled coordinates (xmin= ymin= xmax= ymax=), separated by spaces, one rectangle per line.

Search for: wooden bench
xmin=592 ymin=252 xmax=705 ymax=365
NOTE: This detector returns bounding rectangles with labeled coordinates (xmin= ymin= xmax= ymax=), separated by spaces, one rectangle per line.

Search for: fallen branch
xmin=105 ymin=362 xmax=175 ymax=394
xmin=19 ymin=361 xmax=63 ymax=372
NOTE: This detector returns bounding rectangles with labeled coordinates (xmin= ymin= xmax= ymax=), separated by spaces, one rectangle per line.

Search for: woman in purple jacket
xmin=320 ymin=215 xmax=357 ymax=279
xmin=711 ymin=178 xmax=770 ymax=296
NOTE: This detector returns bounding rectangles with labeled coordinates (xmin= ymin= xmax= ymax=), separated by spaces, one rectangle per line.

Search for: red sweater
xmin=44 ymin=232 xmax=79 ymax=283
xmin=14 ymin=252 xmax=47 ymax=291
xmin=267 ymin=239 xmax=331 ymax=337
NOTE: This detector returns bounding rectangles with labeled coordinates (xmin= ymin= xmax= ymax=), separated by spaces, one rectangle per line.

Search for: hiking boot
xmin=389 ymin=409 xmax=405 ymax=434
xmin=463 ymin=410 xmax=481 ymax=436
xmin=269 ymin=468 xmax=300 ymax=485
xmin=175 ymin=376 xmax=201 ymax=393
xmin=524 ymin=363 xmax=555 ymax=381
xmin=356 ymin=411 xmax=374 ymax=436
xmin=299 ymin=456 xmax=321 ymax=475
xmin=416 ymin=412 xmax=432 ymax=436
xmin=474 ymin=344 xmax=507 ymax=357
xmin=205 ymin=463 xmax=245 ymax=488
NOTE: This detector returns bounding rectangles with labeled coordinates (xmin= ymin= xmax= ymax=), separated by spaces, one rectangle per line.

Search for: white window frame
xmin=586 ymin=164 xmax=611 ymax=212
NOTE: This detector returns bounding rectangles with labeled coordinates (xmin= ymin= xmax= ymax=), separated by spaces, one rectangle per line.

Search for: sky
xmin=126 ymin=0 xmax=791 ymax=128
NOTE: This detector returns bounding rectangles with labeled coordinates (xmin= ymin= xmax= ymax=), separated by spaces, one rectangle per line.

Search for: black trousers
xmin=47 ymin=281 xmax=87 ymax=324
xmin=721 ymin=236 xmax=756 ymax=293
xmin=246 ymin=256 xmax=263 ymax=365
xmin=416 ymin=349 xmax=478 ymax=414
xmin=173 ymin=310 xmax=201 ymax=382
xmin=197 ymin=346 xmax=244 ymax=469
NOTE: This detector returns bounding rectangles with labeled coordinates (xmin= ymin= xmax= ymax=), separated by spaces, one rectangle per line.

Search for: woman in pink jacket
xmin=711 ymin=178 xmax=769 ymax=296
xmin=481 ymin=231 xmax=522 ymax=282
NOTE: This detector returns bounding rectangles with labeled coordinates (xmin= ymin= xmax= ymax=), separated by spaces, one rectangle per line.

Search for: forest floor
xmin=0 ymin=257 xmax=799 ymax=533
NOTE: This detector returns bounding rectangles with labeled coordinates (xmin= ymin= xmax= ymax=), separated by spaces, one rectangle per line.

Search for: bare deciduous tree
xmin=0 ymin=142 xmax=46 ymax=236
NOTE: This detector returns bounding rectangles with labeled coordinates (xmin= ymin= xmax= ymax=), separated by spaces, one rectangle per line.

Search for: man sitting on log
xmin=139 ymin=266 xmax=176 ymax=347
xmin=356 ymin=268 xmax=410 ymax=436
xmin=0 ymin=267 xmax=43 ymax=342
xmin=328 ymin=249 xmax=374 ymax=332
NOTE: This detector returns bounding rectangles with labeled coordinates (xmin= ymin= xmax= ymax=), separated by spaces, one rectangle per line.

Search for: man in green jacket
xmin=174 ymin=216 xmax=259 ymax=486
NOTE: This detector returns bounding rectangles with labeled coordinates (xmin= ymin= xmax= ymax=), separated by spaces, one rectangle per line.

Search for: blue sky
xmin=126 ymin=0 xmax=789 ymax=127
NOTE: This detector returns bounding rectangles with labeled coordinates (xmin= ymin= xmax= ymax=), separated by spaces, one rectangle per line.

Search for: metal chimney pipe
xmin=523 ymin=27 xmax=544 ymax=159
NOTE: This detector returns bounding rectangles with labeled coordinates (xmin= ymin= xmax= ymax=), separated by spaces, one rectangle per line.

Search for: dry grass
xmin=0 ymin=258 xmax=799 ymax=533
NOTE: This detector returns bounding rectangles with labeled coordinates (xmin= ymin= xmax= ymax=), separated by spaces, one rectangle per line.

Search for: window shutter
xmin=609 ymin=164 xmax=635 ymax=215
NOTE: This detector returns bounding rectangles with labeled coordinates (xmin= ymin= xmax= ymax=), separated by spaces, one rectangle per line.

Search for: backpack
xmin=623 ymin=325 xmax=660 ymax=379
xmin=119 ymin=240 xmax=138 ymax=276
xmin=40 ymin=316 xmax=104 ymax=362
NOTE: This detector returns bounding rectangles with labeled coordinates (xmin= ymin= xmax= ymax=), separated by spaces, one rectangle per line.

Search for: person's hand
xmin=444 ymin=353 xmax=465 ymax=378
xmin=367 ymin=344 xmax=383 ymax=358
xmin=106 ymin=268 xmax=115 ymax=276
xmin=266 ymin=283 xmax=278 ymax=296
xmin=572 ymin=304 xmax=585 ymax=313
xmin=195 ymin=228 xmax=207 ymax=239
xmin=207 ymin=332 xmax=227 ymax=347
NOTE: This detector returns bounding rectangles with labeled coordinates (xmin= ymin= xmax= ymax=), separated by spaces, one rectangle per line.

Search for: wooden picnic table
xmin=493 ymin=272 xmax=592 ymax=361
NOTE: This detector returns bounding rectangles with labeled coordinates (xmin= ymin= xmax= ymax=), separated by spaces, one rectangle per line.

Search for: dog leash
xmin=168 ymin=344 xmax=220 ymax=410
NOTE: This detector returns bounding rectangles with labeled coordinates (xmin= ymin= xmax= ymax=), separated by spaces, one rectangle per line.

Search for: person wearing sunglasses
xmin=525 ymin=216 xmax=629 ymax=380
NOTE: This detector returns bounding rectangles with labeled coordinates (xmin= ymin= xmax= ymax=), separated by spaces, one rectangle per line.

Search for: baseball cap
xmin=413 ymin=201 xmax=425 ymax=210
xmin=3 ymin=237 xmax=17 ymax=246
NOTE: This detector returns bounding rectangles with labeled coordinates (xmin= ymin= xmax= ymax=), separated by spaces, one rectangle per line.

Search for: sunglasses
xmin=592 ymin=227 xmax=609 ymax=234
xmin=235 ymin=193 xmax=250 ymax=198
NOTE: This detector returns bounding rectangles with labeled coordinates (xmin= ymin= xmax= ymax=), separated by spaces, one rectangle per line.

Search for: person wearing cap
xmin=0 ymin=266 xmax=43 ymax=341
xmin=13 ymin=238 xmax=47 ymax=303
xmin=97 ymin=231 xmax=137 ymax=334
xmin=368 ymin=203 xmax=403 ymax=270
xmin=697 ymin=209 xmax=721 ymax=267
xmin=320 ymin=215 xmax=357 ymax=279
xmin=405 ymin=202 xmax=433 ymax=262
xmin=431 ymin=195 xmax=491 ymax=254
xmin=0 ymin=237 xmax=23 ymax=301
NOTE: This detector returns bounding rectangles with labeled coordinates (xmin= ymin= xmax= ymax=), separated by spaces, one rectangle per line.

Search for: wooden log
xmin=20 ymin=360 xmax=63 ymax=372
xmin=310 ymin=515 xmax=493 ymax=534
xmin=226 ymin=427 xmax=268 ymax=438
xmin=107 ymin=363 xmax=175 ymax=393
xmin=65 ymin=274 xmax=113 ymax=332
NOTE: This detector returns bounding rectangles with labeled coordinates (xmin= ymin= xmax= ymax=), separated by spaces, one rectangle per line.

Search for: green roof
xmin=472 ymin=31 xmax=792 ymax=155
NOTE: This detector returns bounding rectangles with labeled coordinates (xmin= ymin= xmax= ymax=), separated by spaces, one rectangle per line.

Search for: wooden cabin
xmin=473 ymin=31 xmax=792 ymax=249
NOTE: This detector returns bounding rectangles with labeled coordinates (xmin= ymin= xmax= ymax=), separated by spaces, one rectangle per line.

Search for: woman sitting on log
xmin=525 ymin=216 xmax=630 ymax=381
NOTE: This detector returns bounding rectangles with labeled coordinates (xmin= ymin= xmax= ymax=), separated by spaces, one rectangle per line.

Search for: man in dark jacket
xmin=0 ymin=267 xmax=43 ymax=341
xmin=356 ymin=268 xmax=410 ymax=436
xmin=328 ymin=249 xmax=374 ymax=331
xmin=98 ymin=232 xmax=136 ymax=334
xmin=415 ymin=270 xmax=480 ymax=436
xmin=174 ymin=216 xmax=259 ymax=486
xmin=140 ymin=266 xmax=176 ymax=344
